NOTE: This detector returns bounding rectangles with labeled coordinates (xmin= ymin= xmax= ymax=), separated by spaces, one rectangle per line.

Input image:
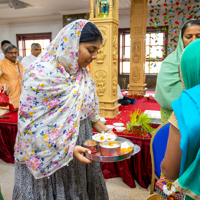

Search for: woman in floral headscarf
xmin=13 ymin=19 xmax=110 ymax=200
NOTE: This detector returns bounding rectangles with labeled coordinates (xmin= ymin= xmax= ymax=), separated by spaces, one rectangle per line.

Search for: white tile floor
xmin=0 ymin=159 xmax=151 ymax=200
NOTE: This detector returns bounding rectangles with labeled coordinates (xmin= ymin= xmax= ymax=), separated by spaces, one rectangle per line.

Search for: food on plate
xmin=120 ymin=142 xmax=134 ymax=154
xmin=92 ymin=132 xmax=117 ymax=142
xmin=100 ymin=141 xmax=121 ymax=156
xmin=101 ymin=142 xmax=120 ymax=148
xmin=121 ymin=147 xmax=134 ymax=154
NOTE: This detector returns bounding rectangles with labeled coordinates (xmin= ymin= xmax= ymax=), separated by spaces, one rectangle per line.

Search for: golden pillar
xmin=89 ymin=0 xmax=120 ymax=118
xmin=129 ymin=0 xmax=148 ymax=95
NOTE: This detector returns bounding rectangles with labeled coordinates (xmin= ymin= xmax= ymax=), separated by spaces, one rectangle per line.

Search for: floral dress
xmin=13 ymin=19 xmax=108 ymax=199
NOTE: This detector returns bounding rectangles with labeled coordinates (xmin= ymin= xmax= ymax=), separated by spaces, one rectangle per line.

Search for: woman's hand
xmin=0 ymin=84 xmax=10 ymax=95
xmin=73 ymin=145 xmax=94 ymax=164
xmin=106 ymin=130 xmax=117 ymax=137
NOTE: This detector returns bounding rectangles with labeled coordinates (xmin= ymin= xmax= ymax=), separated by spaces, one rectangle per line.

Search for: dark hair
xmin=3 ymin=44 xmax=17 ymax=54
xmin=80 ymin=22 xmax=103 ymax=43
xmin=1 ymin=40 xmax=11 ymax=47
xmin=182 ymin=20 xmax=200 ymax=38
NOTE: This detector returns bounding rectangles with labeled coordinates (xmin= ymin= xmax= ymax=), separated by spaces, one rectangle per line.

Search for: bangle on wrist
xmin=105 ymin=129 xmax=109 ymax=133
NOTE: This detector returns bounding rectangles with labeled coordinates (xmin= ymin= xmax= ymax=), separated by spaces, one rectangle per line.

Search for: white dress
xmin=21 ymin=54 xmax=36 ymax=68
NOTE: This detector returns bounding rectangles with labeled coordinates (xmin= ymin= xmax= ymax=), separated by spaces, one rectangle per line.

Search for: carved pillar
xmin=89 ymin=0 xmax=120 ymax=118
xmin=90 ymin=0 xmax=94 ymax=19
xmin=129 ymin=0 xmax=148 ymax=95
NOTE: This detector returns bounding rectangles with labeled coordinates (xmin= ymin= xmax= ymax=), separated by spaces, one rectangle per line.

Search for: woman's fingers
xmin=74 ymin=146 xmax=94 ymax=164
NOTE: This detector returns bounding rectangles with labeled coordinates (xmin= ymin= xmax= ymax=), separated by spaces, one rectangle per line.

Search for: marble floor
xmin=0 ymin=159 xmax=151 ymax=200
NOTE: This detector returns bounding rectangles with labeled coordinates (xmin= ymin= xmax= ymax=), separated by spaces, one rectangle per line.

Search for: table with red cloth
xmin=100 ymin=96 xmax=160 ymax=189
xmin=0 ymin=111 xmax=18 ymax=163
xmin=0 ymin=96 xmax=161 ymax=189
xmin=101 ymin=135 xmax=152 ymax=188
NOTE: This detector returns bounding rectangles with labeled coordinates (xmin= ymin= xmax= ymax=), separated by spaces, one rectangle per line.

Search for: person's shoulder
xmin=21 ymin=56 xmax=29 ymax=62
xmin=18 ymin=61 xmax=24 ymax=67
xmin=162 ymin=51 xmax=177 ymax=62
xmin=0 ymin=58 xmax=6 ymax=65
xmin=0 ymin=53 xmax=4 ymax=60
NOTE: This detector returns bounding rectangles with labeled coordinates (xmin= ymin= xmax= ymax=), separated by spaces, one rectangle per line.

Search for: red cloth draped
xmin=0 ymin=123 xmax=17 ymax=163
xmin=100 ymin=96 xmax=160 ymax=188
xmin=0 ymin=111 xmax=18 ymax=163
xmin=0 ymin=98 xmax=158 ymax=189
xmin=0 ymin=111 xmax=18 ymax=124
xmin=101 ymin=135 xmax=152 ymax=188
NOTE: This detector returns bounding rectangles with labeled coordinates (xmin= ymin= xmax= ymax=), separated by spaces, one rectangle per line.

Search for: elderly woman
xmin=13 ymin=19 xmax=110 ymax=200
xmin=155 ymin=19 xmax=200 ymax=122
xmin=161 ymin=39 xmax=200 ymax=200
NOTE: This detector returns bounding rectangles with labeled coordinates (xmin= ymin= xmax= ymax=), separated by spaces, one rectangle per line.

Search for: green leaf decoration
xmin=127 ymin=109 xmax=154 ymax=135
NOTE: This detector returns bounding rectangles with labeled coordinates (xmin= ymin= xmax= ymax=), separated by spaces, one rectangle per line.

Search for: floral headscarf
xmin=14 ymin=19 xmax=100 ymax=179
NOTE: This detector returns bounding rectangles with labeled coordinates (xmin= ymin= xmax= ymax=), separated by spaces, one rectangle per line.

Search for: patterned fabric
xmin=160 ymin=106 xmax=172 ymax=123
xmin=13 ymin=118 xmax=109 ymax=200
xmin=155 ymin=173 xmax=185 ymax=200
xmin=168 ymin=112 xmax=178 ymax=130
xmin=14 ymin=19 xmax=100 ymax=179
xmin=0 ymin=58 xmax=23 ymax=108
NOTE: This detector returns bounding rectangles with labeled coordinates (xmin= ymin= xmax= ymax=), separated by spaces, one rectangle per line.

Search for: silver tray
xmin=132 ymin=144 xmax=140 ymax=156
xmin=85 ymin=137 xmax=138 ymax=162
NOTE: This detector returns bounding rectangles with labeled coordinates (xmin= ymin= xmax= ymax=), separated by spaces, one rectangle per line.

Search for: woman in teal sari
xmin=161 ymin=39 xmax=200 ymax=200
xmin=155 ymin=20 xmax=200 ymax=122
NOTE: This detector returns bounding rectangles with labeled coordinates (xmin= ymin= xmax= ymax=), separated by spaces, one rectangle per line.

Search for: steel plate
xmin=85 ymin=137 xmax=139 ymax=162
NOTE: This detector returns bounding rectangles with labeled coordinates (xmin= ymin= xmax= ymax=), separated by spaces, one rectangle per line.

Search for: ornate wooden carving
xmin=97 ymin=27 xmax=107 ymax=64
xmin=112 ymin=70 xmax=117 ymax=96
xmin=90 ymin=0 xmax=94 ymax=19
xmin=132 ymin=66 xmax=140 ymax=83
xmin=129 ymin=0 xmax=148 ymax=95
xmin=132 ymin=40 xmax=141 ymax=63
xmin=112 ymin=26 xmax=118 ymax=64
xmin=89 ymin=0 xmax=120 ymax=118
xmin=95 ymin=70 xmax=107 ymax=96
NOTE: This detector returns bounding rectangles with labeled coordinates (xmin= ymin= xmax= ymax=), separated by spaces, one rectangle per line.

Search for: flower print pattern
xmin=15 ymin=19 xmax=100 ymax=179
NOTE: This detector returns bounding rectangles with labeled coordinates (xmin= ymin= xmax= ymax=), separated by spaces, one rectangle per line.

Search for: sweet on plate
xmin=92 ymin=132 xmax=117 ymax=142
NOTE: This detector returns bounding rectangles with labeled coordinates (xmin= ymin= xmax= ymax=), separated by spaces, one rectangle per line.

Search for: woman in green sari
xmin=155 ymin=20 xmax=200 ymax=122
xmin=162 ymin=39 xmax=200 ymax=200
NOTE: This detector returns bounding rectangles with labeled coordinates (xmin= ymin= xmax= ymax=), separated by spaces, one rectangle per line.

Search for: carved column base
xmin=128 ymin=84 xmax=147 ymax=95
xmin=99 ymin=100 xmax=120 ymax=118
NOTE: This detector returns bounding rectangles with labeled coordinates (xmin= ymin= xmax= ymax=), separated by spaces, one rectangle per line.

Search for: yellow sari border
xmin=174 ymin=179 xmax=200 ymax=200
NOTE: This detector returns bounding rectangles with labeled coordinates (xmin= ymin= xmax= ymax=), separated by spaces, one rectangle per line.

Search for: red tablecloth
xmin=0 ymin=97 xmax=159 ymax=189
xmin=101 ymin=135 xmax=152 ymax=189
xmin=0 ymin=111 xmax=18 ymax=163
xmin=100 ymin=96 xmax=160 ymax=188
